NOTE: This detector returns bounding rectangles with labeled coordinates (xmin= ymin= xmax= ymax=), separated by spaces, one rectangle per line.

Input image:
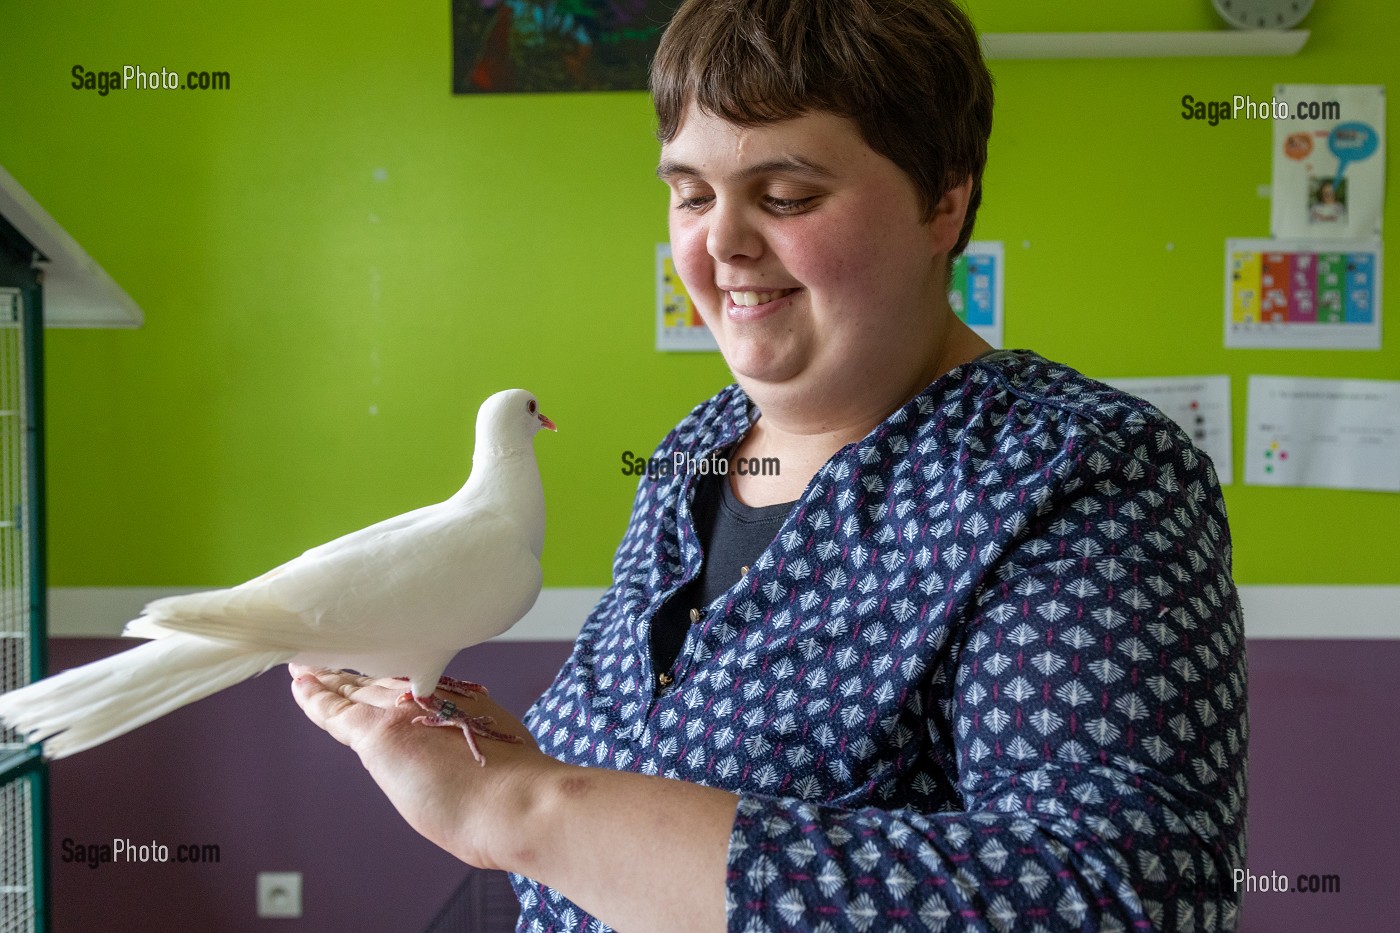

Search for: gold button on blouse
xmin=689 ymin=607 xmax=700 ymax=623
xmin=658 ymin=673 xmax=673 ymax=687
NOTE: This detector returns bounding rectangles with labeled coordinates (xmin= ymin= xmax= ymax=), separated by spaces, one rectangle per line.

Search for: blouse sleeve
xmin=723 ymin=419 xmax=1248 ymax=932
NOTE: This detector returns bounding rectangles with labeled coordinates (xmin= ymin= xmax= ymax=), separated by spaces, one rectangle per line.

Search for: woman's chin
xmin=719 ymin=344 xmax=806 ymax=390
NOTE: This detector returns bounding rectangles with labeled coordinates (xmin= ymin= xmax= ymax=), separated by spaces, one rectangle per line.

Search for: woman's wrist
xmin=466 ymin=752 xmax=572 ymax=875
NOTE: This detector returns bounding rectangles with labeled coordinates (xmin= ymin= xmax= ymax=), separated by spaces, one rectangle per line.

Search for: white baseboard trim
xmin=43 ymin=585 xmax=1399 ymax=641
xmin=47 ymin=586 xmax=204 ymax=638
xmin=1236 ymin=585 xmax=1399 ymax=638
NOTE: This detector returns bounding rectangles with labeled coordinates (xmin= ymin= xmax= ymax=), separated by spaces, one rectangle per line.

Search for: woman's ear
xmin=927 ymin=176 xmax=974 ymax=257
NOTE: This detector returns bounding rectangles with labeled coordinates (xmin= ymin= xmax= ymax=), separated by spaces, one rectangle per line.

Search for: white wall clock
xmin=1212 ymin=0 xmax=1315 ymax=30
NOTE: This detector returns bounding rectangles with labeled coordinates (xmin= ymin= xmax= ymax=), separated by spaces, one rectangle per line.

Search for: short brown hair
xmin=651 ymin=0 xmax=994 ymax=259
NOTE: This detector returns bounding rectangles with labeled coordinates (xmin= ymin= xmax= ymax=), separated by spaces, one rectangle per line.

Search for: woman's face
xmin=659 ymin=105 xmax=966 ymax=412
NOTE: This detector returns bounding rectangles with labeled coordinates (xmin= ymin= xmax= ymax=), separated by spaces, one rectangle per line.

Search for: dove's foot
xmin=409 ymin=693 xmax=522 ymax=766
xmin=436 ymin=675 xmax=490 ymax=698
xmin=393 ymin=675 xmax=489 ymax=699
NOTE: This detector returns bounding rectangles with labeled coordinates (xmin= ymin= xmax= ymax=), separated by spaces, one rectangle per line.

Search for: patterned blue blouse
xmin=514 ymin=350 xmax=1248 ymax=932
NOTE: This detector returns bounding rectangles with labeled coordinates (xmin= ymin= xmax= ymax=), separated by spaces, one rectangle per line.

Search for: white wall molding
xmin=45 ymin=585 xmax=1399 ymax=641
xmin=1236 ymin=586 xmax=1399 ymax=639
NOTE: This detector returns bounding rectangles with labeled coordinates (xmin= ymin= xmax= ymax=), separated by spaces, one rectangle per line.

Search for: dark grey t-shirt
xmin=648 ymin=471 xmax=793 ymax=685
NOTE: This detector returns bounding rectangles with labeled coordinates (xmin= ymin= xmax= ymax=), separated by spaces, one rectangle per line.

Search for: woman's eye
xmin=674 ymin=194 xmax=713 ymax=211
xmin=670 ymin=191 xmax=816 ymax=214
xmin=765 ymin=195 xmax=816 ymax=214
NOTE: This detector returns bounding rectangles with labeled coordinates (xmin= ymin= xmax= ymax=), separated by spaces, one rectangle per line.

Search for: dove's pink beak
xmin=538 ymin=413 xmax=557 ymax=432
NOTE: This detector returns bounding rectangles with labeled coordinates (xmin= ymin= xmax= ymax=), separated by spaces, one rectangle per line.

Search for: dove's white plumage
xmin=0 ymin=389 xmax=553 ymax=759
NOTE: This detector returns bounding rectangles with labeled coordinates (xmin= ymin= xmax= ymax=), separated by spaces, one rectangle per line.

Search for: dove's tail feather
xmin=122 ymin=587 xmax=315 ymax=651
xmin=0 ymin=634 xmax=290 ymax=760
xmin=125 ymin=586 xmax=271 ymax=638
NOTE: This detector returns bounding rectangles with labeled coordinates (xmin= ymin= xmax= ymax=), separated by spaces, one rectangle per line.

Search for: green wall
xmin=0 ymin=1 xmax=1394 ymax=590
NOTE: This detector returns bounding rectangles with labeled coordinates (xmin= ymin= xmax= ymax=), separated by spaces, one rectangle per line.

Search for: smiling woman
xmin=294 ymin=2 xmax=1249 ymax=931
xmin=656 ymin=107 xmax=987 ymax=504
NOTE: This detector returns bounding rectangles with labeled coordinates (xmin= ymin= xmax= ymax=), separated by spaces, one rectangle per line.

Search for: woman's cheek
xmin=670 ymin=228 xmax=717 ymax=313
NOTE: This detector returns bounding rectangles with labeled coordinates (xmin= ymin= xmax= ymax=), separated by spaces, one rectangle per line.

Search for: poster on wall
xmin=1098 ymin=375 xmax=1233 ymax=484
xmin=1270 ymin=84 xmax=1385 ymax=240
xmin=655 ymin=241 xmax=1007 ymax=352
xmin=949 ymin=241 xmax=1004 ymax=349
xmin=452 ymin=0 xmax=682 ymax=93
xmin=1245 ymin=375 xmax=1400 ymax=493
xmin=655 ymin=243 xmax=716 ymax=351
xmin=1223 ymin=238 xmax=1381 ymax=350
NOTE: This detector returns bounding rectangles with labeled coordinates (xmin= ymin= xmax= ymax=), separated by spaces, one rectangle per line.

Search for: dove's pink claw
xmin=410 ymin=693 xmax=522 ymax=766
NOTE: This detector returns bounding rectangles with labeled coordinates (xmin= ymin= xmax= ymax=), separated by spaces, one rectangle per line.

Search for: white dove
xmin=0 ymin=388 xmax=554 ymax=763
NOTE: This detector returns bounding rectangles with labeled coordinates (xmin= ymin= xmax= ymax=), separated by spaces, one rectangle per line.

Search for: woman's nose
xmin=706 ymin=201 xmax=764 ymax=264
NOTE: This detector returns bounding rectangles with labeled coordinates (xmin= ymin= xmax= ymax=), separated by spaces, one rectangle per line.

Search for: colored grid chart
xmin=1225 ymin=238 xmax=1381 ymax=349
xmin=949 ymin=241 xmax=1003 ymax=348
xmin=655 ymin=243 xmax=716 ymax=351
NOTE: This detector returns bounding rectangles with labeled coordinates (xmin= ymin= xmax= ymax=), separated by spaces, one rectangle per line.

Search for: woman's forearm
xmin=491 ymin=760 xmax=739 ymax=933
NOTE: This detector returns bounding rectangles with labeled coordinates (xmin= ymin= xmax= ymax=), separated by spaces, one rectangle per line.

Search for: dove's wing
xmin=134 ymin=503 xmax=541 ymax=655
xmin=247 ymin=498 xmax=451 ymax=585
xmin=124 ymin=501 xmax=450 ymax=640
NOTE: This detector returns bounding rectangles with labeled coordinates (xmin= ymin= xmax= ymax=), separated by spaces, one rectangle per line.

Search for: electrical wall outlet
xmin=257 ymin=871 xmax=303 ymax=919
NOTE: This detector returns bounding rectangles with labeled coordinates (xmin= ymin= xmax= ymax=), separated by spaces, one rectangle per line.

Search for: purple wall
xmin=1238 ymin=639 xmax=1400 ymax=932
xmin=38 ymin=637 xmax=1400 ymax=931
xmin=44 ymin=638 xmax=570 ymax=933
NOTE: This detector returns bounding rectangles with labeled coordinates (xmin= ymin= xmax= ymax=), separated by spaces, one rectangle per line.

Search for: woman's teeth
xmin=729 ymin=289 xmax=793 ymax=307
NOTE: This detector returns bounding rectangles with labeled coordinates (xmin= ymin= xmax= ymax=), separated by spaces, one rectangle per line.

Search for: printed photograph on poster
xmin=948 ymin=241 xmax=1004 ymax=348
xmin=1245 ymin=375 xmax=1400 ymax=493
xmin=655 ymin=243 xmax=717 ymax=351
xmin=1270 ymin=85 xmax=1385 ymax=240
xmin=1098 ymin=376 xmax=1233 ymax=484
xmin=1224 ymin=238 xmax=1381 ymax=350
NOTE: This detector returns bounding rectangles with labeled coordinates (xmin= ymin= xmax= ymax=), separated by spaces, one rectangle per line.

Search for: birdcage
xmin=0 ymin=237 xmax=48 ymax=933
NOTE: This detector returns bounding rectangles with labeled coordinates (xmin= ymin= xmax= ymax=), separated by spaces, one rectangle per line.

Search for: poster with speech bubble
xmin=1270 ymin=84 xmax=1385 ymax=240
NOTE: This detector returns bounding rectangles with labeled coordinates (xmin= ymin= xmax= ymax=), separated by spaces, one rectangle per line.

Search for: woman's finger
xmin=289 ymin=670 xmax=400 ymax=747
xmin=289 ymin=665 xmax=405 ymax=709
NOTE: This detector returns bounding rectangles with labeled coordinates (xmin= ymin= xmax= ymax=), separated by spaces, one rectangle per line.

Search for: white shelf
xmin=982 ymin=30 xmax=1309 ymax=60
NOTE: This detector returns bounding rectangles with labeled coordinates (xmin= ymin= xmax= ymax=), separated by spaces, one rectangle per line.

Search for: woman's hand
xmin=292 ymin=664 xmax=735 ymax=931
xmin=289 ymin=663 xmax=558 ymax=870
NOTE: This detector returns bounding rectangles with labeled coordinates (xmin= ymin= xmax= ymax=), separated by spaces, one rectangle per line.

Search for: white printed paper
xmin=1101 ymin=376 xmax=1233 ymax=485
xmin=1271 ymin=85 xmax=1385 ymax=240
xmin=1245 ymin=375 xmax=1400 ymax=492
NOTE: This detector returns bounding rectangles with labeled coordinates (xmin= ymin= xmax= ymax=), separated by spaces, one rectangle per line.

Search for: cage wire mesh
xmin=0 ymin=287 xmax=37 ymax=933
xmin=1 ymin=777 xmax=36 ymax=933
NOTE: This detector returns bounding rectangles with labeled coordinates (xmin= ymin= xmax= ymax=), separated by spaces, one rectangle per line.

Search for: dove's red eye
xmin=528 ymin=400 xmax=537 ymax=414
